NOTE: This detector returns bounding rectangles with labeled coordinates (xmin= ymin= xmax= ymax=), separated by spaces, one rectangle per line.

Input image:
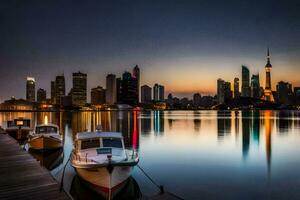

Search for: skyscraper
xmin=141 ymin=85 xmax=152 ymax=103
xmin=224 ymin=81 xmax=232 ymax=102
xmin=51 ymin=81 xmax=56 ymax=104
xmin=234 ymin=77 xmax=240 ymax=98
xmin=153 ymin=83 xmax=165 ymax=102
xmin=106 ymin=74 xmax=117 ymax=104
xmin=72 ymin=72 xmax=87 ymax=106
xmin=26 ymin=77 xmax=35 ymax=102
xmin=120 ymin=71 xmax=138 ymax=105
xmin=251 ymin=74 xmax=260 ymax=99
xmin=132 ymin=65 xmax=140 ymax=102
xmin=217 ymin=79 xmax=225 ymax=104
xmin=276 ymin=81 xmax=292 ymax=104
xmin=263 ymin=48 xmax=275 ymax=102
xmin=37 ymin=88 xmax=46 ymax=102
xmin=241 ymin=65 xmax=250 ymax=97
xmin=55 ymin=75 xmax=65 ymax=106
xmin=159 ymin=85 xmax=165 ymax=101
xmin=91 ymin=86 xmax=106 ymax=105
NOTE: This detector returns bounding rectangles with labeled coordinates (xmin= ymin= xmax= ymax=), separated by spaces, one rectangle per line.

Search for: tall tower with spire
xmin=262 ymin=48 xmax=274 ymax=102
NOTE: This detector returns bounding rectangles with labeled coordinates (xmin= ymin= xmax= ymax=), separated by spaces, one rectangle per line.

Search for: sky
xmin=0 ymin=0 xmax=300 ymax=101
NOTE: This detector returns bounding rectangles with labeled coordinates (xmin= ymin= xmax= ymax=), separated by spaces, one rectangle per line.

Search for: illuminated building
xmin=262 ymin=48 xmax=274 ymax=102
xmin=241 ymin=66 xmax=250 ymax=97
xmin=153 ymin=84 xmax=165 ymax=102
xmin=234 ymin=77 xmax=240 ymax=98
xmin=91 ymin=86 xmax=106 ymax=105
xmin=132 ymin=65 xmax=140 ymax=102
xmin=276 ymin=81 xmax=292 ymax=105
xmin=0 ymin=97 xmax=33 ymax=110
xmin=106 ymin=74 xmax=117 ymax=104
xmin=26 ymin=77 xmax=35 ymax=102
xmin=251 ymin=74 xmax=260 ymax=99
xmin=72 ymin=72 xmax=87 ymax=106
xmin=55 ymin=75 xmax=65 ymax=106
xmin=37 ymin=88 xmax=46 ymax=102
xmin=141 ymin=85 xmax=152 ymax=103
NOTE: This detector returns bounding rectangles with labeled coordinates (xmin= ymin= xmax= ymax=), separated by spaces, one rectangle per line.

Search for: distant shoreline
xmin=0 ymin=108 xmax=299 ymax=112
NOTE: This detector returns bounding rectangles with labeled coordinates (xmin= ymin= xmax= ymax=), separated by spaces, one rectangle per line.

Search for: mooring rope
xmin=137 ymin=164 xmax=185 ymax=200
xmin=59 ymin=152 xmax=71 ymax=192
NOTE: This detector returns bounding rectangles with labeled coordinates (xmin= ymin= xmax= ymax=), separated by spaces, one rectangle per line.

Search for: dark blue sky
xmin=1 ymin=0 xmax=300 ymax=100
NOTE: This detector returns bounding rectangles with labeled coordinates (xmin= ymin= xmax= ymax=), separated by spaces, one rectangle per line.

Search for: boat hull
xmin=75 ymin=165 xmax=133 ymax=199
xmin=29 ymin=136 xmax=62 ymax=151
xmin=6 ymin=129 xmax=30 ymax=142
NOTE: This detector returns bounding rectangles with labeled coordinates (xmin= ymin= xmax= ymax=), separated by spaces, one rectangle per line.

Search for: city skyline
xmin=2 ymin=48 xmax=299 ymax=102
xmin=1 ymin=0 xmax=300 ymax=101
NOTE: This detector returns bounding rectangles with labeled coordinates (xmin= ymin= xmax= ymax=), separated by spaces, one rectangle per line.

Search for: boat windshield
xmin=81 ymin=139 xmax=100 ymax=150
xmin=36 ymin=126 xmax=57 ymax=134
xmin=103 ymin=138 xmax=123 ymax=148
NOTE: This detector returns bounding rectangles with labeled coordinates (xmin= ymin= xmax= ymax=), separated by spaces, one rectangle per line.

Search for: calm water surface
xmin=1 ymin=110 xmax=300 ymax=200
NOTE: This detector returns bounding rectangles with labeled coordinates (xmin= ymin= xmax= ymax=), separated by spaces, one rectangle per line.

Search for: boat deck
xmin=0 ymin=133 xmax=69 ymax=200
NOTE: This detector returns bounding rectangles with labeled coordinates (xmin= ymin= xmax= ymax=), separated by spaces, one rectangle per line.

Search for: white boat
xmin=28 ymin=124 xmax=63 ymax=151
xmin=71 ymin=126 xmax=139 ymax=200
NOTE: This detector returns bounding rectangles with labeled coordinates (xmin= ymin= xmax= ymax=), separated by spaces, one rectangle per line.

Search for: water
xmin=1 ymin=110 xmax=300 ymax=200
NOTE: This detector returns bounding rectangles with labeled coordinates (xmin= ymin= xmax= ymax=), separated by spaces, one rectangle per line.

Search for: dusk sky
xmin=1 ymin=0 xmax=300 ymax=101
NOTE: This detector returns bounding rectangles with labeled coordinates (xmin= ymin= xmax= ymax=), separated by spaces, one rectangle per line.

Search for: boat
xmin=71 ymin=126 xmax=139 ymax=200
xmin=70 ymin=175 xmax=142 ymax=200
xmin=28 ymin=124 xmax=63 ymax=151
xmin=5 ymin=118 xmax=32 ymax=142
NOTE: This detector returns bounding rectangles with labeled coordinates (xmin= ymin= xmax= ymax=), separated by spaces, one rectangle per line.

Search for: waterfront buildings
xmin=193 ymin=93 xmax=201 ymax=107
xmin=0 ymin=97 xmax=33 ymax=110
xmin=234 ymin=78 xmax=240 ymax=98
xmin=26 ymin=77 xmax=35 ymax=102
xmin=153 ymin=84 xmax=165 ymax=102
xmin=120 ymin=71 xmax=138 ymax=105
xmin=262 ymin=48 xmax=275 ymax=102
xmin=91 ymin=86 xmax=106 ymax=105
xmin=106 ymin=74 xmax=117 ymax=104
xmin=133 ymin=65 xmax=140 ymax=102
xmin=251 ymin=74 xmax=260 ymax=99
xmin=224 ymin=81 xmax=232 ymax=102
xmin=217 ymin=79 xmax=225 ymax=104
xmin=55 ymin=75 xmax=66 ymax=106
xmin=37 ymin=88 xmax=46 ymax=102
xmin=51 ymin=81 xmax=55 ymax=104
xmin=241 ymin=66 xmax=250 ymax=97
xmin=72 ymin=72 xmax=87 ymax=106
xmin=141 ymin=85 xmax=152 ymax=103
xmin=276 ymin=81 xmax=292 ymax=105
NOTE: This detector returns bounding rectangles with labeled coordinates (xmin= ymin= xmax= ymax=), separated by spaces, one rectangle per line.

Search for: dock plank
xmin=0 ymin=134 xmax=69 ymax=200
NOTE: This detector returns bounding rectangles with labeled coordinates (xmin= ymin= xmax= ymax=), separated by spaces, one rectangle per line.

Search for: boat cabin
xmin=75 ymin=132 xmax=124 ymax=152
xmin=35 ymin=124 xmax=59 ymax=134
xmin=7 ymin=118 xmax=31 ymax=128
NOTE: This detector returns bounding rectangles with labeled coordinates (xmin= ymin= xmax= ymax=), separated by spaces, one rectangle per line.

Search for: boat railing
xmin=126 ymin=149 xmax=139 ymax=161
xmin=71 ymin=150 xmax=96 ymax=164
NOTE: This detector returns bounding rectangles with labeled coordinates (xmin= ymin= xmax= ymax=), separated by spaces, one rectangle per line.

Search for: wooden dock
xmin=0 ymin=133 xmax=69 ymax=200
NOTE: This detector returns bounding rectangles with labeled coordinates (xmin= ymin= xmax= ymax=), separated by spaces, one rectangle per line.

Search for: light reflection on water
xmin=1 ymin=110 xmax=300 ymax=199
